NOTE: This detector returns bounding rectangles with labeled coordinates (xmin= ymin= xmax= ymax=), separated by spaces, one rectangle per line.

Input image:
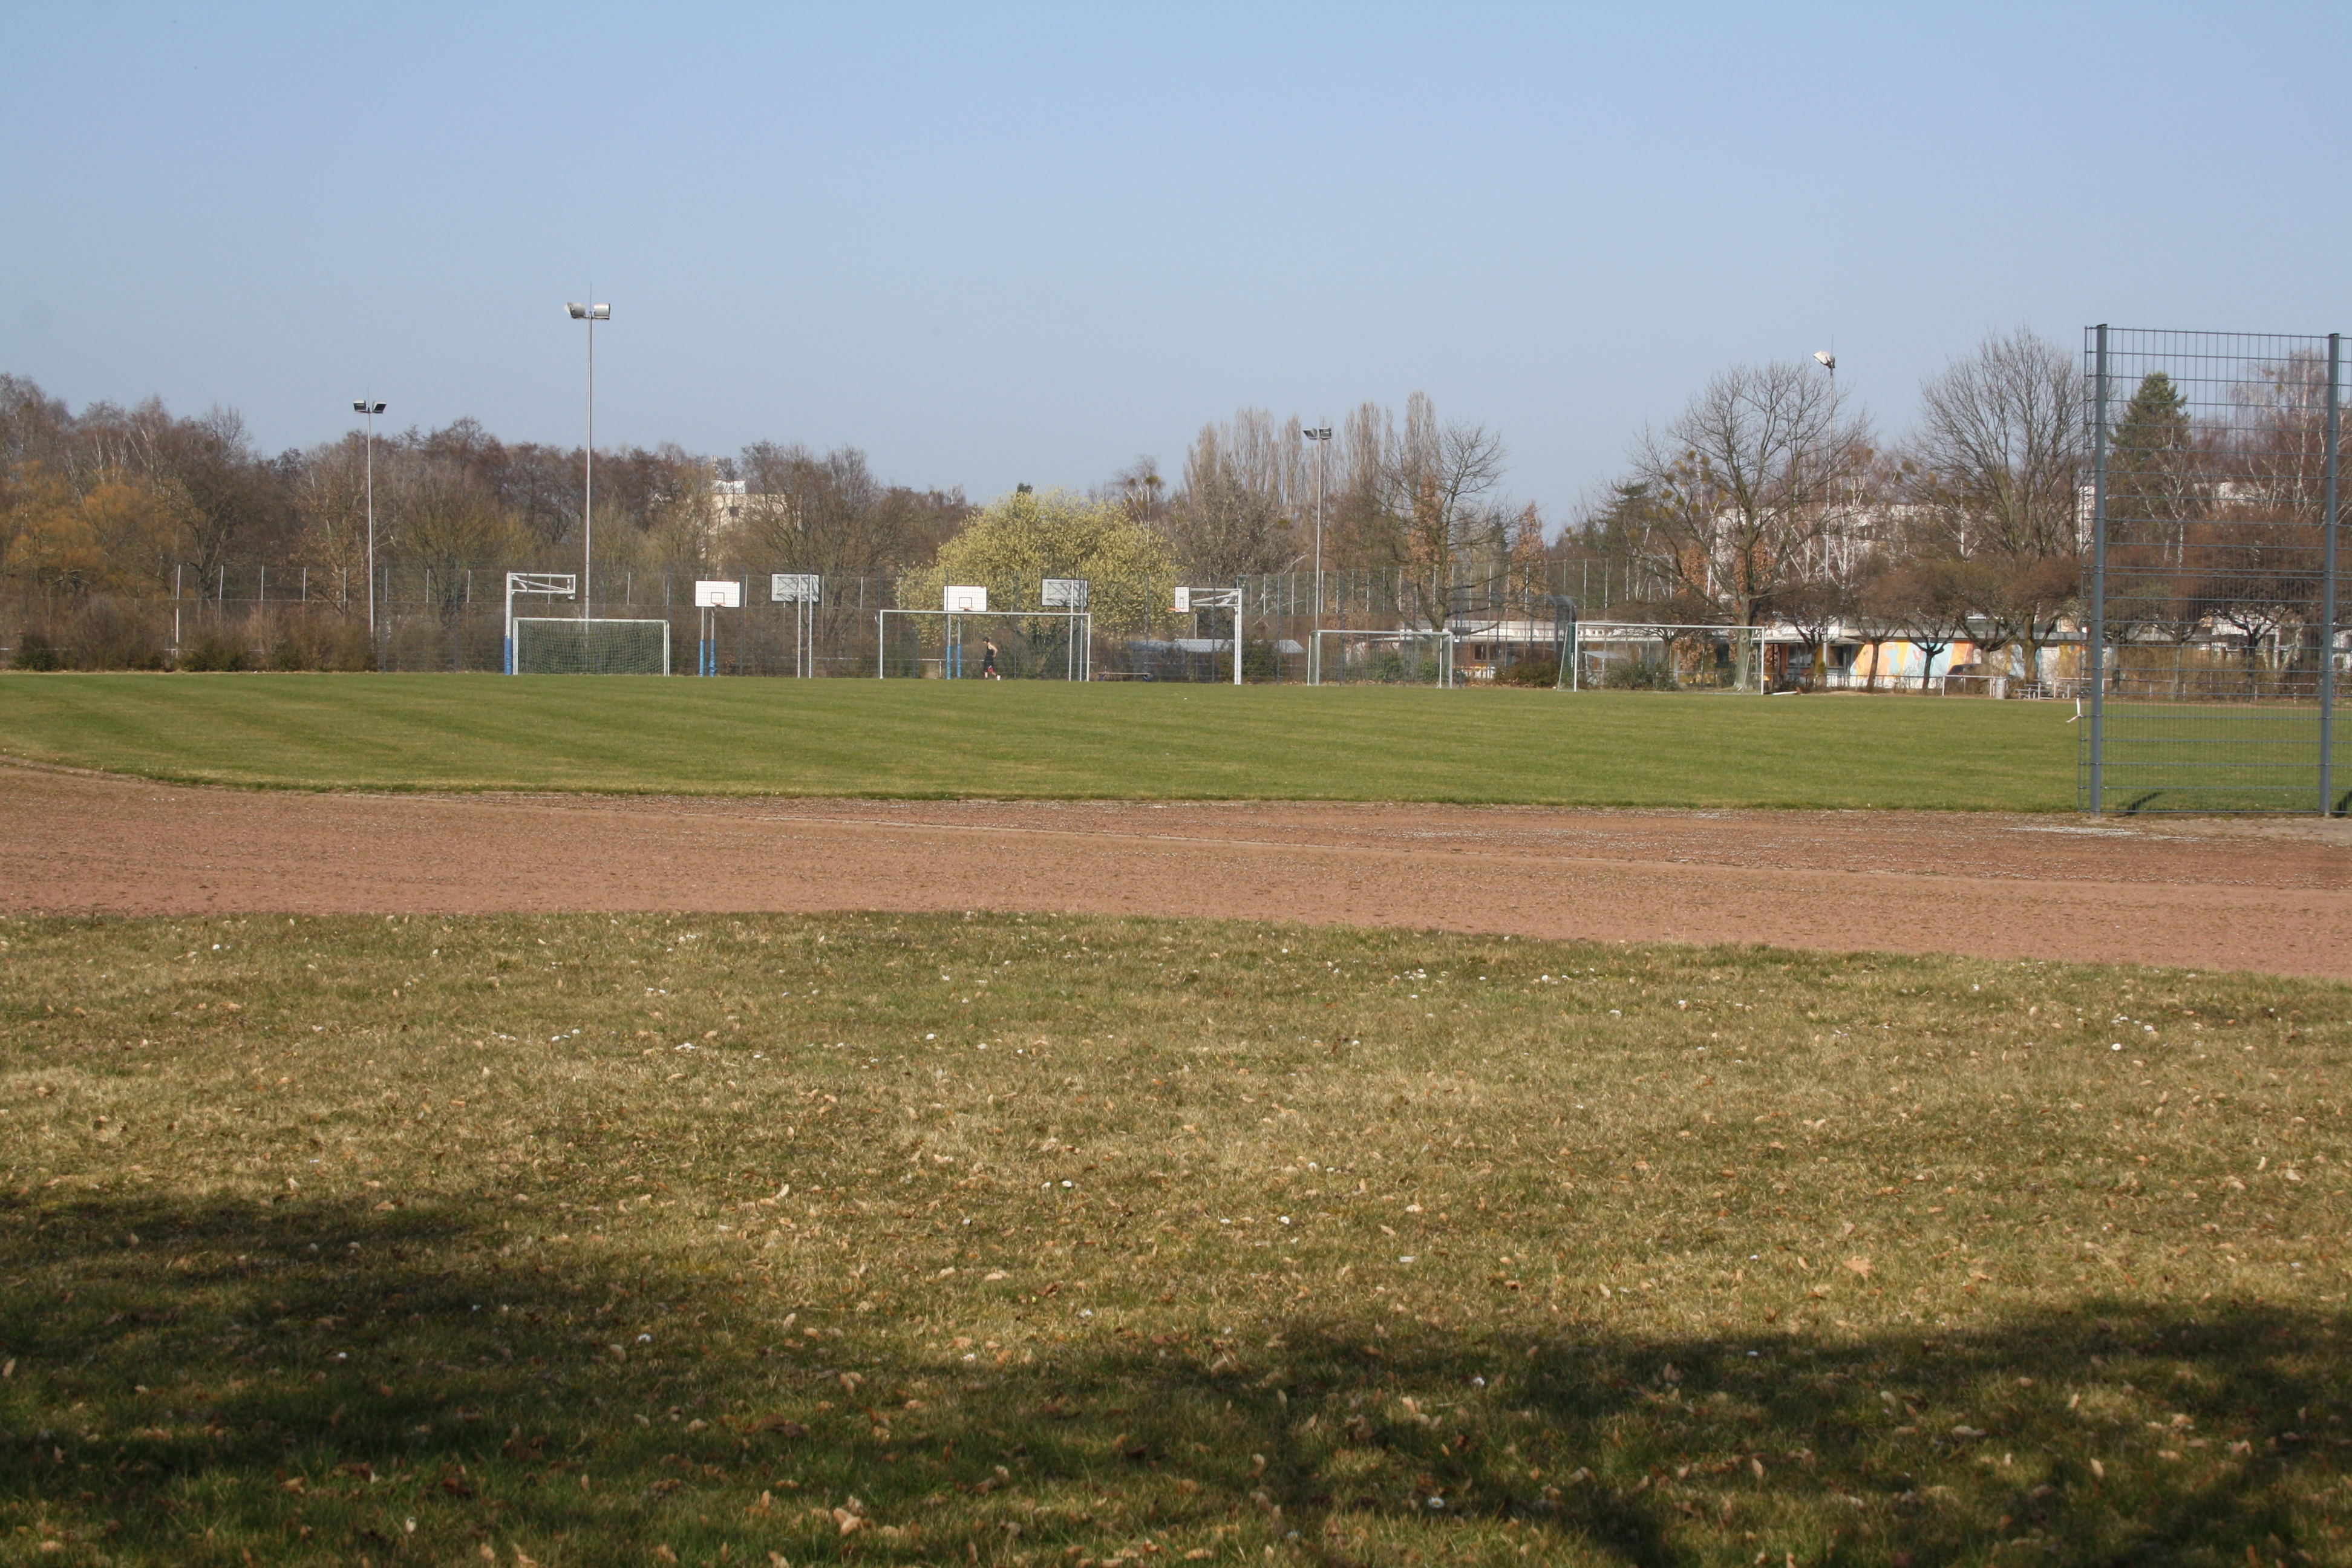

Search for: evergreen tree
xmin=2103 ymin=370 xmax=2194 ymax=541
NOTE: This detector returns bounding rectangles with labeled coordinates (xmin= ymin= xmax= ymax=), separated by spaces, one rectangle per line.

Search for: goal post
xmin=874 ymin=608 xmax=1092 ymax=680
xmin=511 ymin=617 xmax=671 ymax=675
xmin=1174 ymin=586 xmax=1244 ymax=685
xmin=503 ymin=572 xmax=575 ymax=674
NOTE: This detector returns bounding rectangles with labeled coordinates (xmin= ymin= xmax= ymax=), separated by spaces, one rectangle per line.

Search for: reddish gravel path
xmin=3 ymin=764 xmax=2347 ymax=978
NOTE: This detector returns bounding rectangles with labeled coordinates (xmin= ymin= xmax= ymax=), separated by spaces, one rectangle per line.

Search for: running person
xmin=981 ymin=639 xmax=1001 ymax=679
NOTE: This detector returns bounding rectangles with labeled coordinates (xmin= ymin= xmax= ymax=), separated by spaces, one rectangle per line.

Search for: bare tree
xmin=387 ymin=461 xmax=523 ymax=573
xmin=1350 ymin=393 xmax=1512 ymax=633
xmin=1773 ymin=575 xmax=1854 ymax=690
xmin=1102 ymin=456 xmax=1171 ymax=530
xmin=2227 ymin=350 xmax=2336 ymax=683
xmin=1873 ymin=557 xmax=1984 ymax=693
xmin=381 ymin=459 xmax=523 ymax=667
xmin=733 ymin=442 xmax=969 ymax=649
xmin=154 ymin=407 xmax=292 ymax=580
xmin=1907 ymin=328 xmax=2082 ymax=681
xmin=1625 ymin=361 xmax=1869 ymax=684
xmin=286 ymin=437 xmax=374 ymax=611
xmin=1161 ymin=409 xmax=1301 ymax=579
xmin=736 ymin=443 xmax=885 ymax=577
xmin=1912 ymin=328 xmax=2083 ymax=558
xmin=1844 ymin=555 xmax=1906 ymax=692
xmin=2184 ymin=511 xmax=2312 ymax=694
xmin=633 ymin=454 xmax=727 ymax=577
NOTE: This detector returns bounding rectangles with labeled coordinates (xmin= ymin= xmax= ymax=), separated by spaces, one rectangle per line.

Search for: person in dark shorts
xmin=981 ymin=639 xmax=1001 ymax=679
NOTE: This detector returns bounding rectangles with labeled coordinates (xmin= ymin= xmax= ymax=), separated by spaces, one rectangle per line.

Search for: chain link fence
xmin=2082 ymin=326 xmax=2346 ymax=814
xmin=7 ymin=561 xmax=1686 ymax=682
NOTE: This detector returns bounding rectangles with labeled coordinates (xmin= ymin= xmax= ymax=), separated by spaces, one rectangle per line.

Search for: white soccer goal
xmin=874 ymin=609 xmax=1091 ymax=680
xmin=1572 ymin=622 xmax=1763 ymax=693
xmin=504 ymin=572 xmax=576 ymax=673
xmin=512 ymin=617 xmax=671 ymax=676
xmin=1312 ymin=629 xmax=1457 ymax=688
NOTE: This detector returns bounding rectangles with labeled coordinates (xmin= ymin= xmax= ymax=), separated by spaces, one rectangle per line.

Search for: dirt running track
xmin=2 ymin=763 xmax=2347 ymax=979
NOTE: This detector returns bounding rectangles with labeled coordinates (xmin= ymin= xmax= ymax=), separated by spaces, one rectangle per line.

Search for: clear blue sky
xmin=3 ymin=2 xmax=2345 ymax=521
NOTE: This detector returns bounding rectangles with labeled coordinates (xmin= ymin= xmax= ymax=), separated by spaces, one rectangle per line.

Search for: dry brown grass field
xmin=1 ymin=910 xmax=2346 ymax=1566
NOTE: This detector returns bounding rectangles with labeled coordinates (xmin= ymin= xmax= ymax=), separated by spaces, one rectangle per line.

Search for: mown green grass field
xmin=1 ymin=912 xmax=2345 ymax=1567
xmin=0 ymin=673 xmax=2077 ymax=811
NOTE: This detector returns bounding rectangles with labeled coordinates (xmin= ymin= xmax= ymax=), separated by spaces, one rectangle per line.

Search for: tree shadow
xmin=1 ymin=1189 xmax=2345 ymax=1565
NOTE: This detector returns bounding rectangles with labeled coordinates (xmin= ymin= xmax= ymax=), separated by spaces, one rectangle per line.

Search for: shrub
xmin=177 ymin=630 xmax=248 ymax=672
xmin=1497 ymin=657 xmax=1559 ymax=687
xmin=69 ymin=597 xmax=171 ymax=669
xmin=1600 ymin=653 xmax=1678 ymax=690
xmin=11 ymin=629 xmax=62 ymax=671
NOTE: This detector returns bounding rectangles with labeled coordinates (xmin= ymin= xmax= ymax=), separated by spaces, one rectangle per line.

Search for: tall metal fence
xmin=2082 ymin=325 xmax=2346 ymax=814
xmin=4 ymin=559 xmax=1682 ymax=682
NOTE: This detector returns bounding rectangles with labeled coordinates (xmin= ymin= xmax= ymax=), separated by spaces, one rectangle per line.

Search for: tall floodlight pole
xmin=1811 ymin=350 xmax=1838 ymax=673
xmin=566 ymin=299 xmax=611 ymax=618
xmin=1303 ymin=425 xmax=1331 ymax=683
xmin=353 ymin=400 xmax=385 ymax=643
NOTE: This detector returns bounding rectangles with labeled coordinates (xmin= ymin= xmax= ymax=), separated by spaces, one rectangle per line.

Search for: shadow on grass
xmin=1 ymin=1191 xmax=2345 ymax=1565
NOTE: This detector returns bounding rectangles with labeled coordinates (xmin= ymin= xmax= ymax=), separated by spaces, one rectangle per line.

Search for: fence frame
xmin=2081 ymin=324 xmax=2346 ymax=814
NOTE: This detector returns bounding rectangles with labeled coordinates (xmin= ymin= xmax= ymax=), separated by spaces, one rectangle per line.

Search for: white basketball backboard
xmin=1042 ymin=577 xmax=1088 ymax=609
xmin=944 ymin=585 xmax=989 ymax=613
xmin=771 ymin=573 xmax=821 ymax=603
xmin=693 ymin=580 xmax=743 ymax=608
xmin=1172 ymin=586 xmax=1191 ymax=613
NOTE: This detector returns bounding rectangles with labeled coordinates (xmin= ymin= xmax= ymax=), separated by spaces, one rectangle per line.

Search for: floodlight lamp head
xmin=1814 ymin=350 xmax=1836 ymax=370
xmin=353 ymin=400 xmax=368 ymax=413
xmin=590 ymin=303 xmax=610 ymax=320
xmin=369 ymin=401 xmax=385 ymax=414
xmin=567 ymin=302 xmax=587 ymax=319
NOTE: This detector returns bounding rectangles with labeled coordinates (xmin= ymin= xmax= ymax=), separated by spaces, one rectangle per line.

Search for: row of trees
xmin=0 ymin=371 xmax=1549 ymax=649
xmin=1108 ymin=393 xmax=1546 ymax=636
xmin=1142 ymin=331 xmax=2331 ymax=689
xmin=1579 ymin=329 xmax=2088 ymax=686
xmin=1583 ymin=329 xmax=2345 ymax=690
xmin=7 ymin=325 xmax=2337 ymax=682
xmin=0 ymin=377 xmax=970 ymax=616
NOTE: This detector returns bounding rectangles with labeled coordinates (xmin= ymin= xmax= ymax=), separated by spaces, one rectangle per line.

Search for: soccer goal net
xmin=512 ymin=617 xmax=671 ymax=676
xmin=875 ymin=610 xmax=1091 ymax=680
xmin=1312 ymin=629 xmax=1455 ymax=687
xmin=1573 ymin=623 xmax=1763 ymax=692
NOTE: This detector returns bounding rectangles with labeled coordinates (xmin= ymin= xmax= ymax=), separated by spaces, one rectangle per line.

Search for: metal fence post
xmin=2324 ymin=332 xmax=2342 ymax=816
xmin=2087 ymin=324 xmax=2111 ymax=815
